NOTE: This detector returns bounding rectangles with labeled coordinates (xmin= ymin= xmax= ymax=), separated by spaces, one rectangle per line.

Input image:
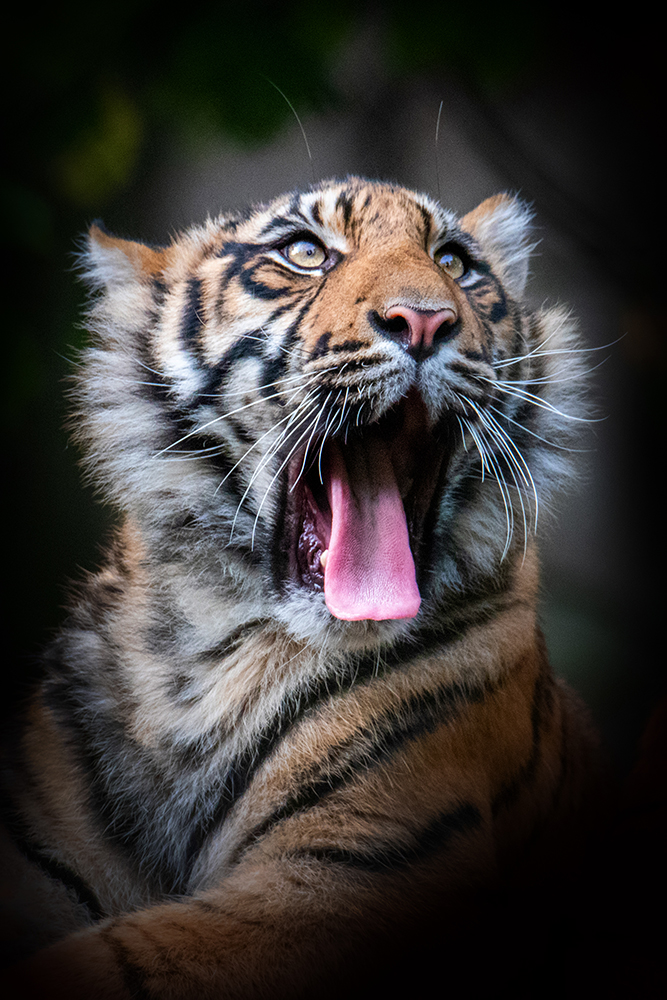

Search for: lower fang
xmin=320 ymin=549 xmax=328 ymax=570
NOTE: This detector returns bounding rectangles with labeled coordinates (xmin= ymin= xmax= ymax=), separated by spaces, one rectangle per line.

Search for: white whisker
xmin=250 ymin=405 xmax=326 ymax=549
xmin=476 ymin=404 xmax=538 ymax=520
xmin=316 ymin=393 xmax=340 ymax=484
xmin=495 ymin=333 xmax=625 ymax=368
xmin=460 ymin=412 xmax=514 ymax=557
xmin=228 ymin=396 xmax=320 ymax=541
xmin=474 ymin=407 xmax=535 ymax=552
xmin=493 ymin=354 xmax=608 ymax=386
xmin=290 ymin=395 xmax=332 ymax=493
xmin=477 ymin=376 xmax=601 ymax=423
xmin=152 ymin=373 xmax=323 ymax=460
xmin=213 ymin=398 xmax=316 ymax=496
xmin=196 ymin=366 xmax=337 ymax=400
xmin=488 ymin=404 xmax=591 ymax=453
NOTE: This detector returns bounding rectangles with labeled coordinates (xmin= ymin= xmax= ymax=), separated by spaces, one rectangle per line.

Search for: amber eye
xmin=435 ymin=247 xmax=466 ymax=279
xmin=283 ymin=239 xmax=327 ymax=269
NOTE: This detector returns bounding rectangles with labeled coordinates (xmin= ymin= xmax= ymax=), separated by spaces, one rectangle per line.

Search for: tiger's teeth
xmin=320 ymin=549 xmax=328 ymax=570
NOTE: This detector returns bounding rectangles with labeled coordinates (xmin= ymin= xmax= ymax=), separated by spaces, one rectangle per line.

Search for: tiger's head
xmin=79 ymin=177 xmax=584 ymax=650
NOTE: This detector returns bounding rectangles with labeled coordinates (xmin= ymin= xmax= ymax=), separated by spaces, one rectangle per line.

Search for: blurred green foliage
xmin=4 ymin=1 xmax=546 ymax=239
xmin=5 ymin=3 xmax=352 ymax=225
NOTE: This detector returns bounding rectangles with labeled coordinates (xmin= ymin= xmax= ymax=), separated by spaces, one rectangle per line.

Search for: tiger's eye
xmin=284 ymin=240 xmax=326 ymax=269
xmin=435 ymin=248 xmax=466 ymax=279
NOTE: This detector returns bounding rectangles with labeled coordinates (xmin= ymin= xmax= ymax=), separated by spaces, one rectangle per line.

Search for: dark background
xmin=3 ymin=2 xmax=664 ymax=778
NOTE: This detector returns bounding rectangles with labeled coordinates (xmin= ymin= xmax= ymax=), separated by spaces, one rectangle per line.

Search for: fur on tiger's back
xmin=1 ymin=176 xmax=603 ymax=998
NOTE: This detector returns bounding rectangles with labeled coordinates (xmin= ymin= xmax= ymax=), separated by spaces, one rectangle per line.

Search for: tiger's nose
xmin=383 ymin=304 xmax=458 ymax=358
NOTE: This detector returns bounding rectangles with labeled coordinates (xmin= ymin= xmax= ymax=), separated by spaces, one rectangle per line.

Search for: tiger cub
xmin=2 ymin=177 xmax=601 ymax=997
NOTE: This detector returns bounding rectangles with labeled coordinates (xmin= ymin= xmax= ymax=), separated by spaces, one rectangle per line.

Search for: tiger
xmin=1 ymin=176 xmax=603 ymax=998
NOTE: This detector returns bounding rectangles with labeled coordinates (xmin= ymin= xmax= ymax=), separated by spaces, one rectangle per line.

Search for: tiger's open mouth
xmin=287 ymin=388 xmax=450 ymax=621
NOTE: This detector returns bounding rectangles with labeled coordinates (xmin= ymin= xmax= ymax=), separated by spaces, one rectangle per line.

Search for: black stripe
xmin=469 ymin=274 xmax=508 ymax=324
xmin=259 ymin=297 xmax=317 ymax=396
xmin=0 ymin=720 xmax=105 ymax=920
xmin=336 ymin=191 xmax=354 ymax=234
xmin=196 ymin=619 xmax=269 ymax=663
xmin=128 ymin=279 xmax=171 ymax=409
xmin=182 ymin=597 xmax=510 ymax=875
xmin=264 ymin=298 xmax=300 ymax=328
xmin=214 ymin=332 xmax=264 ymax=382
xmin=120 ymin=278 xmax=231 ymax=456
xmin=10 ymin=828 xmax=104 ymax=920
xmin=415 ymin=201 xmax=433 ymax=251
xmin=231 ymin=674 xmax=495 ymax=863
xmin=269 ymin=451 xmax=292 ymax=593
xmin=448 ymin=360 xmax=478 ymax=379
xmin=311 ymin=331 xmax=332 ymax=359
xmin=239 ymin=271 xmax=292 ymax=301
xmin=100 ymin=924 xmax=152 ymax=1000
xmin=332 ymin=339 xmax=365 ymax=353
xmin=28 ymin=847 xmax=104 ymax=920
xmin=166 ymin=621 xmax=270 ymax=706
xmin=463 ymin=347 xmax=488 ymax=363
xmin=42 ymin=593 xmax=512 ymax=895
xmin=509 ymin=693 xmax=573 ymax=867
xmin=258 ymin=214 xmax=299 ymax=237
xmin=488 ymin=294 xmax=508 ymax=323
xmin=492 ymin=638 xmax=553 ymax=815
xmin=216 ymin=239 xmax=295 ymax=303
xmin=290 ymin=802 xmax=482 ymax=872
xmin=180 ymin=278 xmax=205 ymax=353
xmin=310 ymin=198 xmax=323 ymax=227
xmin=259 ymin=351 xmax=290 ymax=400
xmin=41 ymin=651 xmax=194 ymax=894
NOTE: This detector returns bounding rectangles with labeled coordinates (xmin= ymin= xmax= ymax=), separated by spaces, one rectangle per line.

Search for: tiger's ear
xmin=459 ymin=194 xmax=534 ymax=300
xmin=84 ymin=223 xmax=167 ymax=289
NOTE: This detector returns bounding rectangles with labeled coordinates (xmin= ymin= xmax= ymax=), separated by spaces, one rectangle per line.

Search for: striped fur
xmin=2 ymin=178 xmax=601 ymax=997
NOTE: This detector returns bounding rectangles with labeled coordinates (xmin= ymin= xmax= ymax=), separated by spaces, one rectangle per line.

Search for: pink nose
xmin=384 ymin=304 xmax=458 ymax=357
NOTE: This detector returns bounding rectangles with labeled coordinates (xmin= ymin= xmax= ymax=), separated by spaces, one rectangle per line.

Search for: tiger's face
xmin=82 ymin=177 xmax=580 ymax=649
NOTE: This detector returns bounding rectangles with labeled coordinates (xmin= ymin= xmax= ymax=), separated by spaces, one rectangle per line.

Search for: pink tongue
xmin=323 ymin=436 xmax=421 ymax=621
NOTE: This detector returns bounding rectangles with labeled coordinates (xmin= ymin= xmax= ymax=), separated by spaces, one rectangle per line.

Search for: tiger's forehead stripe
xmin=207 ymin=180 xmax=456 ymax=261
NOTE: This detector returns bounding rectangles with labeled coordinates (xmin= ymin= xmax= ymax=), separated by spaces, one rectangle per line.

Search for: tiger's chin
xmin=275 ymin=586 xmax=416 ymax=653
xmin=279 ymin=387 xmax=452 ymax=634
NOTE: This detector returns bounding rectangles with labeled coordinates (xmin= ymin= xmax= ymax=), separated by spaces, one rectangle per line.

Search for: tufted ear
xmin=83 ymin=223 xmax=167 ymax=290
xmin=460 ymin=194 xmax=534 ymax=300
